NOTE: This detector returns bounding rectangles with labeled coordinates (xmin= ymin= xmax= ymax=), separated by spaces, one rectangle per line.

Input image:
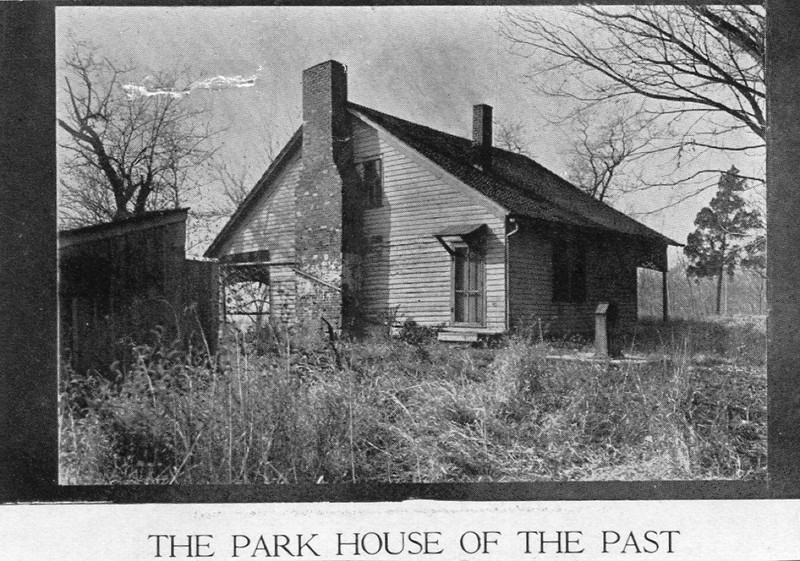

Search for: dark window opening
xmin=552 ymin=238 xmax=586 ymax=303
xmin=453 ymin=245 xmax=484 ymax=324
xmin=356 ymin=158 xmax=383 ymax=208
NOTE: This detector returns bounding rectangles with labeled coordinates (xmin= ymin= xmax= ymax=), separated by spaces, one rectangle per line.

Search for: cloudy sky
xmin=56 ymin=6 xmax=764 ymax=255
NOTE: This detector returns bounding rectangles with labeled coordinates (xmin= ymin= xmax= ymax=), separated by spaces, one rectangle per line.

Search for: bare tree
xmin=217 ymin=161 xmax=253 ymax=210
xmin=501 ymin=5 xmax=765 ymax=203
xmin=58 ymin=40 xmax=217 ymax=226
xmin=213 ymin=133 xmax=282 ymax=213
xmin=501 ymin=5 xmax=764 ymax=146
xmin=564 ymin=103 xmax=662 ymax=202
xmin=493 ymin=117 xmax=532 ymax=156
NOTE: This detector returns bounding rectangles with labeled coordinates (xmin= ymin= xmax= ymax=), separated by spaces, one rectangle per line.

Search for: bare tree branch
xmin=500 ymin=4 xmax=765 ymax=221
xmin=562 ymin=101 xmax=662 ymax=201
xmin=493 ymin=117 xmax=532 ymax=156
xmin=58 ymin=40 xmax=218 ymax=226
xmin=501 ymin=5 xmax=765 ymax=147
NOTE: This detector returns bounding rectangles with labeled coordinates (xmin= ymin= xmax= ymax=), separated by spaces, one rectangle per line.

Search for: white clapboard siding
xmin=220 ymin=152 xmax=300 ymax=261
xmin=352 ymin=118 xmax=506 ymax=331
xmin=508 ymin=227 xmax=637 ymax=334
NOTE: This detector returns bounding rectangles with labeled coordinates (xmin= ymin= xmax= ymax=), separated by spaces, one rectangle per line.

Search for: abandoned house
xmin=205 ymin=60 xmax=679 ymax=341
xmin=60 ymin=208 xmax=218 ymax=374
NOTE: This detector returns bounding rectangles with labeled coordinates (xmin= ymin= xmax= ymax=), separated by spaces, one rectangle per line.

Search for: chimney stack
xmin=472 ymin=104 xmax=493 ymax=170
xmin=302 ymin=60 xmax=349 ymax=162
xmin=295 ymin=60 xmax=350 ymax=332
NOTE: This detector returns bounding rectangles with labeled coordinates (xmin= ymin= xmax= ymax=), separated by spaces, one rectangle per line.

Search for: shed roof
xmin=59 ymin=208 xmax=189 ymax=250
xmin=434 ymin=223 xmax=487 ymax=237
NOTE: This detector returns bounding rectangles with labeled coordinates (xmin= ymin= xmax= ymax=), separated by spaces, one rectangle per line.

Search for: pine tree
xmin=684 ymin=166 xmax=763 ymax=315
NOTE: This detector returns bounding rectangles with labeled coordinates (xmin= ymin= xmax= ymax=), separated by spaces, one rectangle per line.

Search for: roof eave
xmin=508 ymin=212 xmax=682 ymax=247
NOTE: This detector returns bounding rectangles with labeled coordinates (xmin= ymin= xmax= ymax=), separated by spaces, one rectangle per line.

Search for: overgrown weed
xmin=60 ymin=317 xmax=766 ymax=484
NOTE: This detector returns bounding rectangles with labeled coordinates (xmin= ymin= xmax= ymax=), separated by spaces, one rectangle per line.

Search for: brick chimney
xmin=472 ymin=104 xmax=493 ymax=170
xmin=295 ymin=60 xmax=351 ymax=332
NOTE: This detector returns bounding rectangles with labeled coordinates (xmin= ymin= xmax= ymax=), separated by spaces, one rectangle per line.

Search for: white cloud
xmin=122 ymin=74 xmax=257 ymax=100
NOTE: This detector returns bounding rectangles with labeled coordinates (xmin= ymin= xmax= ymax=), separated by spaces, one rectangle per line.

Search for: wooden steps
xmin=438 ymin=331 xmax=480 ymax=343
xmin=437 ymin=327 xmax=503 ymax=343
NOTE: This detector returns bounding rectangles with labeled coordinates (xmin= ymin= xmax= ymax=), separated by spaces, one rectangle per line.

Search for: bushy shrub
xmin=397 ymin=319 xmax=437 ymax=346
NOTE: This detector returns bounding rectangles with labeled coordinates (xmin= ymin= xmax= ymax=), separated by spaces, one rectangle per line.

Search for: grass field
xmin=60 ymin=312 xmax=766 ymax=484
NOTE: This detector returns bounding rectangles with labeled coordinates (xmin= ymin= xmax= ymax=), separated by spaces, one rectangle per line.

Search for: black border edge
xmin=1 ymin=0 xmax=794 ymax=503
xmin=766 ymin=0 xmax=800 ymax=499
xmin=0 ymin=1 xmax=60 ymax=499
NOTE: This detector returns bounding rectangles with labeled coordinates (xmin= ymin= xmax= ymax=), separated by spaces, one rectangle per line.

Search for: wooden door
xmin=453 ymin=245 xmax=484 ymax=324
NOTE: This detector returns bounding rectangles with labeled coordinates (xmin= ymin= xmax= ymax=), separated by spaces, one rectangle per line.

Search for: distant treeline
xmin=639 ymin=266 xmax=766 ymax=319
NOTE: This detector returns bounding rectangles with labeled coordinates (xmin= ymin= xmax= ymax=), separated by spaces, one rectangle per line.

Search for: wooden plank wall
xmin=220 ymin=153 xmax=301 ymax=321
xmin=183 ymin=259 xmax=219 ymax=352
xmin=60 ymin=219 xmax=220 ymax=375
xmin=351 ymin=118 xmax=507 ymax=331
xmin=508 ymin=226 xmax=637 ymax=335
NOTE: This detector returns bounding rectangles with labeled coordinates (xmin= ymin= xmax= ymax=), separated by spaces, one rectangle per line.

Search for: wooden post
xmin=595 ymin=302 xmax=609 ymax=358
xmin=221 ymin=270 xmax=227 ymax=327
xmin=71 ymin=297 xmax=79 ymax=363
xmin=722 ymin=271 xmax=729 ymax=316
xmin=662 ymin=269 xmax=669 ymax=323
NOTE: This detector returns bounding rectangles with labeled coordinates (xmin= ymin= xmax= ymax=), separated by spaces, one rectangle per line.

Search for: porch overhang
xmin=634 ymin=238 xmax=669 ymax=272
xmin=433 ymin=223 xmax=488 ymax=255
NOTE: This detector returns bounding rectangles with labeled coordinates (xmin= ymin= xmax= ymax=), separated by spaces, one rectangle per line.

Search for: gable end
xmin=348 ymin=107 xmax=508 ymax=220
xmin=205 ymin=127 xmax=303 ymax=258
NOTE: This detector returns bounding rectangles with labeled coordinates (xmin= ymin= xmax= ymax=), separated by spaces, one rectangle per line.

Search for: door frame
xmin=450 ymin=242 xmax=486 ymax=326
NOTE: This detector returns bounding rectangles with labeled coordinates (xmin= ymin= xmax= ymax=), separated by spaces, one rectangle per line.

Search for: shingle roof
xmin=206 ymin=102 xmax=679 ymax=258
xmin=349 ymin=103 xmax=680 ymax=246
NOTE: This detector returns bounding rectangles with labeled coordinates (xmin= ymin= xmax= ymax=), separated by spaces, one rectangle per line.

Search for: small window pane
xmin=455 ymin=293 xmax=465 ymax=323
xmin=468 ymin=256 xmax=479 ymax=291
xmin=468 ymin=294 xmax=478 ymax=324
xmin=357 ymin=159 xmax=382 ymax=208
xmin=454 ymin=248 xmax=466 ymax=289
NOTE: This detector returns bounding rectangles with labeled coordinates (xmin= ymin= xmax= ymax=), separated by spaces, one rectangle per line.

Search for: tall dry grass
xmin=60 ymin=316 xmax=765 ymax=484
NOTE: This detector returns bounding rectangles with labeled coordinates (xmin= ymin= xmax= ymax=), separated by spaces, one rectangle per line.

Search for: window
xmin=356 ymin=158 xmax=382 ymax=208
xmin=453 ymin=245 xmax=484 ymax=324
xmin=552 ymin=238 xmax=586 ymax=303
